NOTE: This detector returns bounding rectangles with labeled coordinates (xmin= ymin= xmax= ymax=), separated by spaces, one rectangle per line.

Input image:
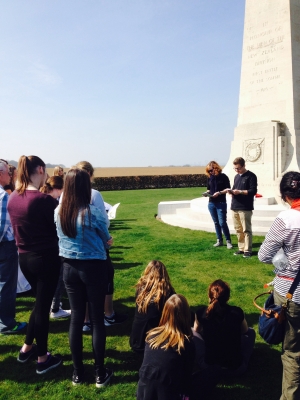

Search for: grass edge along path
xmin=0 ymin=188 xmax=282 ymax=399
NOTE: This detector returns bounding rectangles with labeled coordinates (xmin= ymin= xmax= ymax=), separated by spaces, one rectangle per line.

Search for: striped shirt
xmin=258 ymin=209 xmax=300 ymax=304
xmin=0 ymin=185 xmax=14 ymax=242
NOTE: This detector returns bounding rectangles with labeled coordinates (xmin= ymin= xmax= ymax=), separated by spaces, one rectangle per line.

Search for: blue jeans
xmin=208 ymin=202 xmax=231 ymax=241
xmin=0 ymin=241 xmax=18 ymax=332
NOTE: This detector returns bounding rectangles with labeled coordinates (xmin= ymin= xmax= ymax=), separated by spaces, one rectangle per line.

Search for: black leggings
xmin=19 ymin=248 xmax=60 ymax=356
xmin=63 ymin=258 xmax=108 ymax=373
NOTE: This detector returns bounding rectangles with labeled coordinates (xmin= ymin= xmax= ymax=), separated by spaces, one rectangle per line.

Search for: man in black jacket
xmin=227 ymin=157 xmax=257 ymax=258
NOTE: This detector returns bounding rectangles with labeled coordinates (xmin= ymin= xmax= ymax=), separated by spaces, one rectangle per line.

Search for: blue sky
xmin=1 ymin=0 xmax=245 ymax=167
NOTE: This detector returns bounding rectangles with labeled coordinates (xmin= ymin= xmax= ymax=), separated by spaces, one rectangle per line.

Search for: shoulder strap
xmin=286 ymin=269 xmax=300 ymax=299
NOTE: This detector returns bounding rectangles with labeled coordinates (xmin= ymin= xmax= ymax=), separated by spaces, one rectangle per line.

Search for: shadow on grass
xmin=252 ymin=242 xmax=263 ymax=249
xmin=112 ymin=246 xmax=133 ymax=250
xmin=109 ymin=226 xmax=132 ymax=231
xmin=112 ymin=219 xmax=138 ymax=222
xmin=113 ymin=262 xmax=143 ymax=270
xmin=47 ymin=297 xmax=135 ymax=336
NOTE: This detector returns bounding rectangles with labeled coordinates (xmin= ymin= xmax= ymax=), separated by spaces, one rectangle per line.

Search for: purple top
xmin=8 ymin=190 xmax=58 ymax=253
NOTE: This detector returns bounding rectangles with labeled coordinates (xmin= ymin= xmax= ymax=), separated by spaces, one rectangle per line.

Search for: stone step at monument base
xmin=158 ymin=197 xmax=286 ymax=236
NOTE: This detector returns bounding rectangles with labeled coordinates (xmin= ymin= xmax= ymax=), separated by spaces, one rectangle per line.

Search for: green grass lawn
xmin=0 ymin=187 xmax=282 ymax=399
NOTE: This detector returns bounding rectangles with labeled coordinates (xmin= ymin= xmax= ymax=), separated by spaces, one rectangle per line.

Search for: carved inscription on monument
xmin=237 ymin=2 xmax=291 ymax=125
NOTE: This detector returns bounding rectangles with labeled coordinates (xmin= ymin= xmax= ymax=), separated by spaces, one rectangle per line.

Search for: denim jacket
xmin=54 ymin=204 xmax=111 ymax=260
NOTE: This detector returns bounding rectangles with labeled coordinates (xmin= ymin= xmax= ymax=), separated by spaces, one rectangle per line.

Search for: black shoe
xmin=36 ymin=354 xmax=62 ymax=374
xmin=243 ymin=251 xmax=252 ymax=258
xmin=72 ymin=369 xmax=84 ymax=386
xmin=104 ymin=312 xmax=128 ymax=327
xmin=234 ymin=250 xmax=244 ymax=255
xmin=95 ymin=368 xmax=113 ymax=388
xmin=1 ymin=321 xmax=27 ymax=335
xmin=17 ymin=344 xmax=37 ymax=363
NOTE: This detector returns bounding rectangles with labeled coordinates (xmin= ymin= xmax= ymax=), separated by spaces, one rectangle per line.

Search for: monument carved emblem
xmin=244 ymin=139 xmax=264 ymax=163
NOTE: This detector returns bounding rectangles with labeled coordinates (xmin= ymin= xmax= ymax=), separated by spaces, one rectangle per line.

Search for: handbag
xmin=253 ymin=291 xmax=286 ymax=345
xmin=253 ymin=268 xmax=300 ymax=345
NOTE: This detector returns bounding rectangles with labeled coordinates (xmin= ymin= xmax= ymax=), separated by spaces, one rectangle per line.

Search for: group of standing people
xmin=204 ymin=156 xmax=257 ymax=258
xmin=0 ymin=156 xmax=122 ymax=386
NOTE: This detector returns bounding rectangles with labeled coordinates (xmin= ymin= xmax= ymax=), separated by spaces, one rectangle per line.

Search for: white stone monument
xmin=158 ymin=0 xmax=300 ymax=233
xmin=223 ymin=0 xmax=300 ymax=203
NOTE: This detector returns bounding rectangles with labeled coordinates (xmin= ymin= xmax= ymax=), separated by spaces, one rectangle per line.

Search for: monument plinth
xmin=224 ymin=0 xmax=300 ymax=202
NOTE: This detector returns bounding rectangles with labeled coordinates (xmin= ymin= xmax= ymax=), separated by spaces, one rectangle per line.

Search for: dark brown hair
xmin=59 ymin=168 xmax=91 ymax=238
xmin=40 ymin=176 xmax=64 ymax=194
xmin=4 ymin=164 xmax=17 ymax=192
xmin=16 ymin=156 xmax=46 ymax=194
xmin=205 ymin=279 xmax=230 ymax=319
xmin=233 ymin=157 xmax=245 ymax=167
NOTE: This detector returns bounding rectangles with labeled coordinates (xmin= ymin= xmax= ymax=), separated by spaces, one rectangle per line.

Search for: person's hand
xmin=107 ymin=237 xmax=114 ymax=246
xmin=212 ymin=192 xmax=219 ymax=198
xmin=232 ymin=189 xmax=241 ymax=195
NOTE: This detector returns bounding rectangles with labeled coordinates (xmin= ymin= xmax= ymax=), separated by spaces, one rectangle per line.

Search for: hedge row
xmin=92 ymin=174 xmax=207 ymax=191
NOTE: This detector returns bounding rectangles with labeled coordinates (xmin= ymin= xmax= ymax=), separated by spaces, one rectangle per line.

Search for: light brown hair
xmin=53 ymin=166 xmax=64 ymax=176
xmin=135 ymin=260 xmax=175 ymax=313
xmin=146 ymin=294 xmax=192 ymax=354
xmin=205 ymin=161 xmax=222 ymax=177
xmin=233 ymin=157 xmax=245 ymax=167
xmin=76 ymin=161 xmax=94 ymax=178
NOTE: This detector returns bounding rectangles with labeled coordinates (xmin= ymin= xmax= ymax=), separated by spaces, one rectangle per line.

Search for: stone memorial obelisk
xmin=224 ymin=0 xmax=300 ymax=203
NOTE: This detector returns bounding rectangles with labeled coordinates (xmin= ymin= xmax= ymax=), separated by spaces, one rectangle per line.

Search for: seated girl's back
xmin=130 ymin=260 xmax=175 ymax=352
xmin=195 ymin=279 xmax=255 ymax=376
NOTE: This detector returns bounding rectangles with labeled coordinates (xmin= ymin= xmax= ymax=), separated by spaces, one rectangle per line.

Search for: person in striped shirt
xmin=259 ymin=171 xmax=300 ymax=400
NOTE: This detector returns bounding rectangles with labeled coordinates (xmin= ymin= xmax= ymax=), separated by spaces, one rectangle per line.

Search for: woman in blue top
xmin=55 ymin=168 xmax=113 ymax=387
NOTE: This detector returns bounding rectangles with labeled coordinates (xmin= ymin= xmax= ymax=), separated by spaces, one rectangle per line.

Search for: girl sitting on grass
xmin=130 ymin=260 xmax=175 ymax=352
xmin=195 ymin=279 xmax=255 ymax=377
xmin=137 ymin=294 xmax=195 ymax=400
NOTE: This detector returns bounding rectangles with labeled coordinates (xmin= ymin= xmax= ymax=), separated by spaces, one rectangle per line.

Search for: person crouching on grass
xmin=137 ymin=294 xmax=195 ymax=400
xmin=130 ymin=260 xmax=176 ymax=352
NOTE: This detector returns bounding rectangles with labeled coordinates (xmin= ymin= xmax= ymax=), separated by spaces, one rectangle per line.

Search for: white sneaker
xmin=213 ymin=240 xmax=223 ymax=247
xmin=50 ymin=308 xmax=71 ymax=319
xmin=226 ymin=240 xmax=233 ymax=249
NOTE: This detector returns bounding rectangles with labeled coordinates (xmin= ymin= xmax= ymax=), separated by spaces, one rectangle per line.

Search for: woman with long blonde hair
xmin=53 ymin=166 xmax=64 ymax=178
xmin=137 ymin=294 xmax=195 ymax=400
xmin=130 ymin=260 xmax=175 ymax=352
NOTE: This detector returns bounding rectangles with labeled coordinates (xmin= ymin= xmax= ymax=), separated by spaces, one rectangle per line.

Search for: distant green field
xmin=0 ymin=187 xmax=281 ymax=399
